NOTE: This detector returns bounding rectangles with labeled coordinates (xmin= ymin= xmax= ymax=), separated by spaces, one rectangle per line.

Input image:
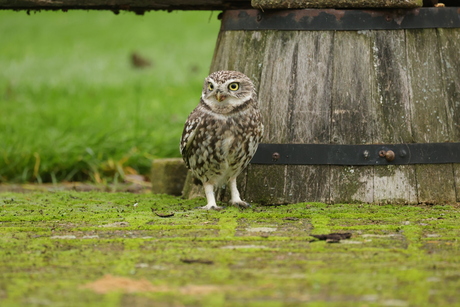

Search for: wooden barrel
xmin=202 ymin=7 xmax=460 ymax=205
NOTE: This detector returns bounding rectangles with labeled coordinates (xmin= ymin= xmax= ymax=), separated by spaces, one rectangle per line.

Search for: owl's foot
xmin=199 ymin=204 xmax=223 ymax=210
xmin=229 ymin=201 xmax=251 ymax=209
xmin=229 ymin=177 xmax=251 ymax=209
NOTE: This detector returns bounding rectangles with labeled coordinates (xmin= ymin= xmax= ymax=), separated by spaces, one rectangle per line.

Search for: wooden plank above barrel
xmin=0 ymin=0 xmax=252 ymax=12
xmin=0 ymin=0 xmax=456 ymax=11
xmin=252 ymin=0 xmax=423 ymax=9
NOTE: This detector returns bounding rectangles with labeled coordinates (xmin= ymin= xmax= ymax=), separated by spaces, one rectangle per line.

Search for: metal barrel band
xmin=221 ymin=8 xmax=460 ymax=31
xmin=250 ymin=143 xmax=460 ymax=165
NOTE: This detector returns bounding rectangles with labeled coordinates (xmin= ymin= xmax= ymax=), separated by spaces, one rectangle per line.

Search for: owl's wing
xmin=180 ymin=110 xmax=202 ymax=169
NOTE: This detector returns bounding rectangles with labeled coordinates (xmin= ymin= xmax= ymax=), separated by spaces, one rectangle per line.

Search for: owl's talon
xmin=198 ymin=205 xmax=223 ymax=210
xmin=229 ymin=201 xmax=251 ymax=209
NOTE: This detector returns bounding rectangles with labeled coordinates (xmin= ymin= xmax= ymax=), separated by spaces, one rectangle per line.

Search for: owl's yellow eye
xmin=207 ymin=83 xmax=214 ymax=91
xmin=228 ymin=82 xmax=239 ymax=91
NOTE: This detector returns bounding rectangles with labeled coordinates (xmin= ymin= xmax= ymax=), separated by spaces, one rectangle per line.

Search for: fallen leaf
xmin=155 ymin=212 xmax=175 ymax=218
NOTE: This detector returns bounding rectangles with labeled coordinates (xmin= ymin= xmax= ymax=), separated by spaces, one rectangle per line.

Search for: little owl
xmin=180 ymin=71 xmax=264 ymax=209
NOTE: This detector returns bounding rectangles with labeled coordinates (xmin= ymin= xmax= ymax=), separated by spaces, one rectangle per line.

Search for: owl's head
xmin=201 ymin=71 xmax=256 ymax=114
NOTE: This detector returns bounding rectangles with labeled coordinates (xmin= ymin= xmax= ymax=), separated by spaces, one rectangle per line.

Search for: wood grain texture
xmin=242 ymin=31 xmax=297 ymax=203
xmin=407 ymin=29 xmax=450 ymax=144
xmin=284 ymin=31 xmax=334 ymax=203
xmin=329 ymin=31 xmax=374 ymax=203
xmin=406 ymin=29 xmax=456 ymax=204
xmin=287 ymin=31 xmax=333 ymax=145
xmin=373 ymin=166 xmax=417 ymax=204
xmin=244 ymin=31 xmax=334 ymax=204
xmin=371 ymin=30 xmax=417 ymax=204
xmin=252 ymin=0 xmax=422 ymax=9
xmin=437 ymin=28 xmax=460 ymax=141
xmin=257 ymin=31 xmax=299 ymax=144
xmin=245 ymin=164 xmax=288 ymax=204
xmin=455 ymin=164 xmax=460 ymax=202
xmin=371 ymin=31 xmax=414 ymax=144
xmin=437 ymin=28 xmax=460 ymax=202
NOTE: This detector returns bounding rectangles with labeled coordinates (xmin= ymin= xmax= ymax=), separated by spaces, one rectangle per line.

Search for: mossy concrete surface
xmin=0 ymin=191 xmax=459 ymax=306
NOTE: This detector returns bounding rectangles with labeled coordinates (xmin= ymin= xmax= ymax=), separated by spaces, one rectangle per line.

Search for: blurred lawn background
xmin=0 ymin=10 xmax=220 ymax=183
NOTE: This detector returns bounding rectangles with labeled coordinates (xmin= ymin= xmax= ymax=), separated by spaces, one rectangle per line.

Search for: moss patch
xmin=0 ymin=191 xmax=459 ymax=306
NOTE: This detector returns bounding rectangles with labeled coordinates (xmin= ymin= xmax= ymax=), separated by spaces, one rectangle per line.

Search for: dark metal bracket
xmin=221 ymin=8 xmax=460 ymax=31
xmin=250 ymin=143 xmax=460 ymax=165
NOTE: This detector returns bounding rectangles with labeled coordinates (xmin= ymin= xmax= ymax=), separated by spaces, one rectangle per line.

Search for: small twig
xmin=310 ymin=232 xmax=352 ymax=243
xmin=180 ymin=258 xmax=214 ymax=265
xmin=283 ymin=217 xmax=299 ymax=221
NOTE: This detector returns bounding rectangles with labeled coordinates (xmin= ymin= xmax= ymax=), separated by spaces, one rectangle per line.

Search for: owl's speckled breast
xmin=187 ymin=107 xmax=263 ymax=184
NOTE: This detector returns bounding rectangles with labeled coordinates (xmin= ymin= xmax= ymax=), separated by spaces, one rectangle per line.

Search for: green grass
xmin=1 ymin=191 xmax=460 ymax=306
xmin=0 ymin=10 xmax=220 ymax=183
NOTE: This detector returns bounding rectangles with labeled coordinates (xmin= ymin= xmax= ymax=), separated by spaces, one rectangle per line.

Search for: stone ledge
xmin=151 ymin=158 xmax=188 ymax=196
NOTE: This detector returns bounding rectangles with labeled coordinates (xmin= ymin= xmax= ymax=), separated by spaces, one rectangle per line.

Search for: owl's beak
xmin=215 ymin=92 xmax=227 ymax=102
